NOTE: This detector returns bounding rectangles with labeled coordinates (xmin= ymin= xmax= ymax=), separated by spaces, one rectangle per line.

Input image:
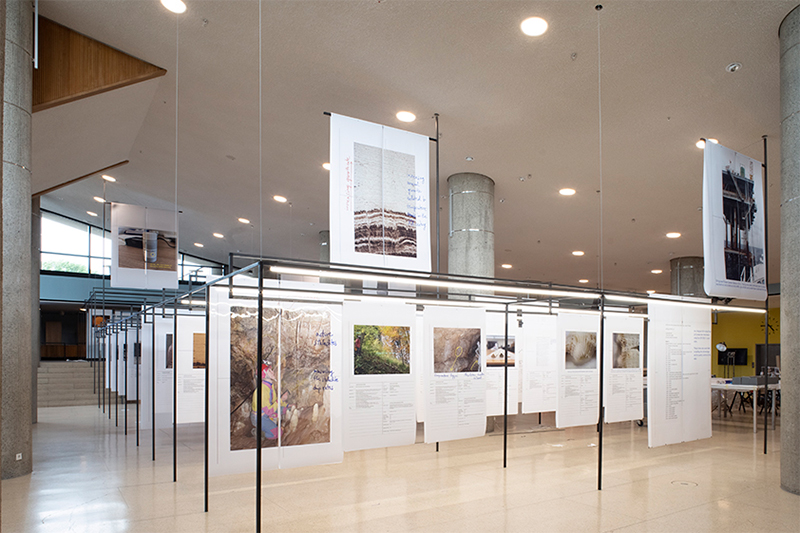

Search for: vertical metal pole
xmin=115 ymin=325 xmax=119 ymax=427
xmin=762 ymin=135 xmax=770 ymax=455
xmin=152 ymin=308 xmax=156 ymax=461
xmin=136 ymin=315 xmax=140 ymax=446
xmin=102 ymin=330 xmax=106 ymax=414
xmin=124 ymin=322 xmax=128 ymax=435
xmin=256 ymin=264 xmax=264 ymax=533
xmin=173 ymin=299 xmax=178 ymax=482
xmin=503 ymin=303 xmax=509 ymax=468
xmin=204 ymin=287 xmax=211 ymax=513
xmin=597 ymin=295 xmax=606 ymax=490
xmin=434 ymin=113 xmax=440 ymax=274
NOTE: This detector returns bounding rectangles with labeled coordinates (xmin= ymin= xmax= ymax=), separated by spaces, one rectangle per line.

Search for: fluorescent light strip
xmin=604 ymin=294 xmax=765 ymax=314
xmin=269 ymin=266 xmax=600 ymax=299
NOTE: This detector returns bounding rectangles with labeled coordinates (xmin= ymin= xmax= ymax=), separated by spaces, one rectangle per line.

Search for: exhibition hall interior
xmin=2 ymin=1 xmax=800 ymax=532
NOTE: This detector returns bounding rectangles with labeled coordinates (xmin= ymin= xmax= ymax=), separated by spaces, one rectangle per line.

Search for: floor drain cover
xmin=671 ymin=481 xmax=698 ymax=487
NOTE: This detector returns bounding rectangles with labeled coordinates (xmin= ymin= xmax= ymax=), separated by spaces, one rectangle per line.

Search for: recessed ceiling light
xmin=160 ymin=0 xmax=187 ymax=14
xmin=651 ymin=269 xmax=663 ymax=274
xmin=696 ymin=139 xmax=706 ymax=149
xmin=708 ymin=138 xmax=719 ymax=144
xmin=501 ymin=264 xmax=512 ymax=269
xmin=726 ymin=62 xmax=742 ymax=73
xmin=666 ymin=232 xmax=681 ymax=239
xmin=646 ymin=290 xmax=656 ymax=294
xmin=396 ymin=111 xmax=416 ymax=123
xmin=559 ymin=188 xmax=576 ymax=196
xmin=572 ymin=250 xmax=584 ymax=256
xmin=213 ymin=233 xmax=224 ymax=239
xmin=101 ymin=174 xmax=116 ymax=182
xmin=273 ymin=195 xmax=288 ymax=203
xmin=579 ymin=279 xmax=589 ymax=284
xmin=238 ymin=217 xmax=250 ymax=224
xmin=93 ymin=196 xmax=105 ymax=203
xmin=465 ymin=156 xmax=474 ymax=162
xmin=194 ymin=242 xmax=204 ymax=248
xmin=322 ymin=163 xmax=331 ymax=170
xmin=520 ymin=16 xmax=548 ymax=37
xmin=86 ymin=211 xmax=98 ymax=217
xmin=79 ymin=308 xmax=87 ymax=312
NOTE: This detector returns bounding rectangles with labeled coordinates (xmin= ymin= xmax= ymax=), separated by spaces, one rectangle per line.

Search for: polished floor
xmin=1 ymin=404 xmax=797 ymax=533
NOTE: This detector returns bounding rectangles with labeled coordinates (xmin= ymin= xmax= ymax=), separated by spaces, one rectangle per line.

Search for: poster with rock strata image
xmin=564 ymin=331 xmax=597 ymax=370
xmin=229 ymin=306 xmax=331 ymax=451
xmin=612 ymin=333 xmax=640 ymax=369
xmin=433 ymin=327 xmax=482 ymax=373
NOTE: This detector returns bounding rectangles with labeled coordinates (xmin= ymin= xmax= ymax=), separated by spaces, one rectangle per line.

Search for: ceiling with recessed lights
xmin=33 ymin=0 xmax=797 ymax=296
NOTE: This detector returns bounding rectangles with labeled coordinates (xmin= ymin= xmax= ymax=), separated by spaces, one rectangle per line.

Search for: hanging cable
xmin=596 ymin=5 xmax=604 ymax=291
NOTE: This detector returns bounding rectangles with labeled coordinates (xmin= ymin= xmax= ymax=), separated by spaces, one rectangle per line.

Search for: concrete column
xmin=319 ymin=230 xmax=330 ymax=263
xmin=1 ymin=0 xmax=32 ymax=480
xmin=780 ymin=5 xmax=800 ymax=496
xmin=31 ymin=196 xmax=40 ymax=424
xmin=447 ymin=173 xmax=494 ymax=279
xmin=0 ymin=0 xmax=5 ymax=503
xmin=669 ymin=257 xmax=706 ymax=298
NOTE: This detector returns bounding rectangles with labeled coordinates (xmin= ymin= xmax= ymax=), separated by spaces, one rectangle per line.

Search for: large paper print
xmin=702 ymin=142 xmax=766 ymax=300
xmin=433 ymin=327 xmax=481 ymax=373
xmin=354 ymin=324 xmax=411 ymax=374
xmin=111 ymin=203 xmax=178 ymax=289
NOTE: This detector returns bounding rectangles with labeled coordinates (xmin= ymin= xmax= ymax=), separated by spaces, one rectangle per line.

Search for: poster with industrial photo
xmin=329 ymin=113 xmax=431 ymax=272
xmin=702 ymin=141 xmax=766 ymax=301
xmin=110 ymin=203 xmax=178 ymax=289
xmin=229 ymin=306 xmax=332 ymax=451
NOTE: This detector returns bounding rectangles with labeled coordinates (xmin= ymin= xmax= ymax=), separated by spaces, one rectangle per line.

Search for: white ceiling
xmin=35 ymin=0 xmax=798 ymax=296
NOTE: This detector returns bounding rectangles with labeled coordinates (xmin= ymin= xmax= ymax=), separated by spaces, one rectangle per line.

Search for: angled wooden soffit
xmin=33 ymin=17 xmax=166 ymax=113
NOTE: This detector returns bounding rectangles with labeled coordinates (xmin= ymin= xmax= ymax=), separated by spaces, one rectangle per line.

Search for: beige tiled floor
xmin=1 ymin=406 xmax=796 ymax=532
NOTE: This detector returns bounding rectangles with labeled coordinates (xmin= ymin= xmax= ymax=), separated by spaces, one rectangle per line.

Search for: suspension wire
xmin=259 ymin=0 xmax=263 ymax=258
xmin=597 ymin=6 xmax=604 ymax=291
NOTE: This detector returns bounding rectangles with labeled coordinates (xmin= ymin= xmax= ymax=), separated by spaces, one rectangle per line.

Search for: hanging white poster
xmin=647 ymin=298 xmax=712 ymax=448
xmin=329 ymin=113 xmax=431 ymax=272
xmin=702 ymin=142 xmax=766 ymax=301
xmin=556 ymin=313 xmax=600 ymax=429
xmin=111 ymin=203 xmax=178 ymax=289
xmin=422 ymin=306 xmax=486 ymax=444
xmin=521 ymin=314 xmax=559 ymax=414
xmin=342 ymin=302 xmax=417 ymax=452
xmin=603 ymin=315 xmax=644 ymax=424
xmin=484 ymin=312 xmax=519 ymax=417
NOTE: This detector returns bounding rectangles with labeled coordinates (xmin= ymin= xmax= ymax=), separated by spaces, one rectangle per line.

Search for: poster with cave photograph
xmin=422 ymin=306 xmax=486 ymax=444
xmin=556 ymin=313 xmax=600 ymax=429
xmin=484 ymin=312 xmax=520 ymax=417
xmin=342 ymin=302 xmax=417 ymax=452
xmin=603 ymin=315 xmax=644 ymax=424
xmin=329 ymin=113 xmax=431 ymax=272
xmin=207 ymin=281 xmax=343 ymax=476
xmin=702 ymin=141 xmax=766 ymax=301
xmin=110 ymin=203 xmax=178 ymax=289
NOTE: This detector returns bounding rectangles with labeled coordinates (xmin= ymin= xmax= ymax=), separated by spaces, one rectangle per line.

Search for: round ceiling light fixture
xmin=559 ymin=188 xmax=576 ymax=196
xmin=213 ymin=233 xmax=224 ymax=239
xmin=87 ymin=211 xmax=98 ymax=217
xmin=194 ymin=242 xmax=204 ymax=248
xmin=160 ymin=0 xmax=187 ymax=14
xmin=101 ymin=174 xmax=116 ymax=182
xmin=238 ymin=217 xmax=250 ymax=224
xmin=501 ymin=264 xmax=512 ymax=269
xmin=322 ymin=163 xmax=331 ymax=170
xmin=578 ymin=279 xmax=589 ymax=284
xmin=726 ymin=62 xmax=742 ymax=73
xmin=646 ymin=290 xmax=656 ymax=294
xmin=520 ymin=17 xmax=548 ymax=37
xmin=273 ymin=195 xmax=288 ymax=203
xmin=396 ymin=111 xmax=416 ymax=123
xmin=666 ymin=232 xmax=681 ymax=239
xmin=93 ymin=196 xmax=106 ymax=203
xmin=572 ymin=250 xmax=584 ymax=256
xmin=651 ymin=269 xmax=663 ymax=274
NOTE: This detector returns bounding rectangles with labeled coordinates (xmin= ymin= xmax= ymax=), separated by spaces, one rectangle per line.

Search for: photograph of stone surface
xmin=565 ymin=331 xmax=597 ymax=369
xmin=433 ymin=327 xmax=481 ymax=373
xmin=612 ymin=333 xmax=640 ymax=369
xmin=353 ymin=142 xmax=417 ymax=257
xmin=353 ymin=325 xmax=411 ymax=375
xmin=229 ymin=307 xmax=332 ymax=451
xmin=486 ymin=335 xmax=515 ymax=367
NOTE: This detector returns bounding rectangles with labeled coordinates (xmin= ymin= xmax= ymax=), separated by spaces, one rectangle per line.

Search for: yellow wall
xmin=710 ymin=308 xmax=779 ymax=377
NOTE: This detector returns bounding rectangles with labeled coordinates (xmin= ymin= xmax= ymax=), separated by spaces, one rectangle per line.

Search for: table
xmin=710 ymin=381 xmax=780 ymax=433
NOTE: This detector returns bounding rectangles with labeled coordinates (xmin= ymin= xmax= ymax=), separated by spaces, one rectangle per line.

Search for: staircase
xmin=37 ymin=360 xmax=106 ymax=407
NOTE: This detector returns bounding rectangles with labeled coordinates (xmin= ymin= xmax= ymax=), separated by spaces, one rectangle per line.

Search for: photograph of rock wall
xmin=353 ymin=325 xmax=411 ymax=375
xmin=353 ymin=142 xmax=417 ymax=257
xmin=229 ymin=306 xmax=332 ymax=450
xmin=433 ymin=327 xmax=481 ymax=373
xmin=612 ymin=333 xmax=640 ymax=369
xmin=565 ymin=331 xmax=597 ymax=369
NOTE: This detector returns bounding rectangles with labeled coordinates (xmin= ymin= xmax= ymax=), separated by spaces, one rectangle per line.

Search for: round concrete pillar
xmin=447 ymin=173 xmax=494 ymax=279
xmin=670 ymin=257 xmax=706 ymax=298
xmin=1 ymin=0 xmax=32 ymax=479
xmin=780 ymin=5 xmax=800 ymax=496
